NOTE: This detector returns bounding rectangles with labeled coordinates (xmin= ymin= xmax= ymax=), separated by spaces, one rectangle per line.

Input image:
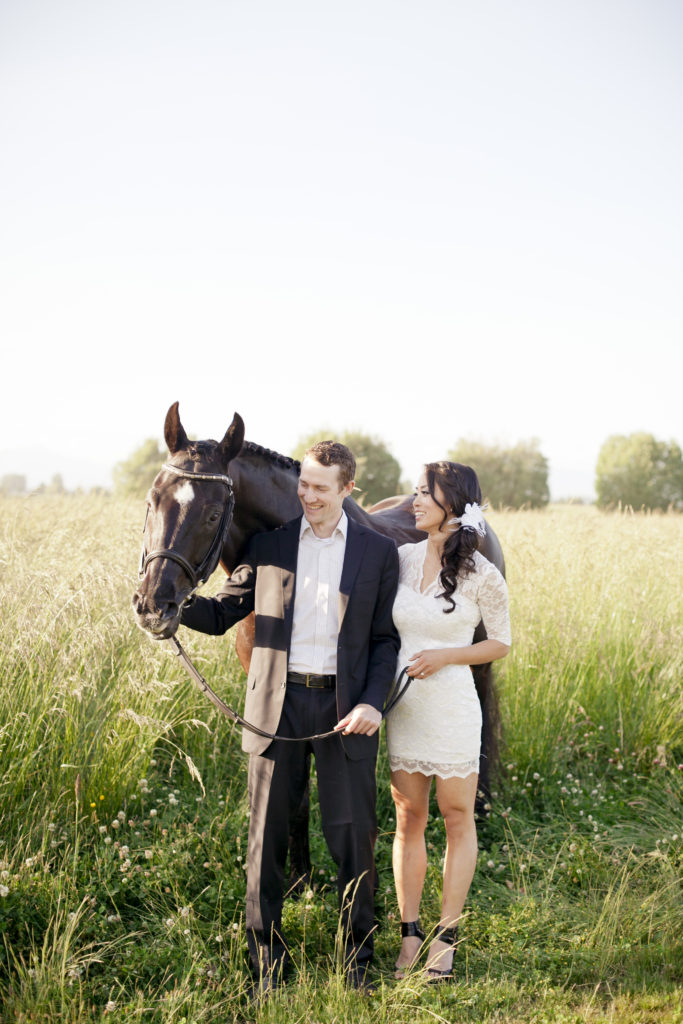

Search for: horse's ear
xmin=164 ymin=402 xmax=189 ymax=454
xmin=220 ymin=412 xmax=245 ymax=464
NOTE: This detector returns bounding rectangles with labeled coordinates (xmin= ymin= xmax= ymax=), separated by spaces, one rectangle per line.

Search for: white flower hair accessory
xmin=448 ymin=501 xmax=488 ymax=537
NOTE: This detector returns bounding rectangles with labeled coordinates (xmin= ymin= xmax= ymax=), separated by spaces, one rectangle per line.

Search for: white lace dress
xmin=386 ymin=541 xmax=511 ymax=779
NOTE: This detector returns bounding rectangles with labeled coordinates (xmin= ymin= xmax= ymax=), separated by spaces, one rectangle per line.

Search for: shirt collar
xmin=300 ymin=509 xmax=348 ymax=541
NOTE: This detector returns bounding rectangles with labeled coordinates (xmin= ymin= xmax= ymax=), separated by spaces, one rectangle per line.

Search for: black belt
xmin=287 ymin=671 xmax=336 ymax=690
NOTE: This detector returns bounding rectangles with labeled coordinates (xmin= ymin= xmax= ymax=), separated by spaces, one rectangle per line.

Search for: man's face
xmin=297 ymin=456 xmax=354 ymax=535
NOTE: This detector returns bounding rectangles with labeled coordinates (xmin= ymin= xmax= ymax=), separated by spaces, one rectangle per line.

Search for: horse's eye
xmin=208 ymin=510 xmax=221 ymax=524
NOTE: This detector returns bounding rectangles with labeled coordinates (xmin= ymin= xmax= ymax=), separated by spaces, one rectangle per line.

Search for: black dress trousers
xmin=245 ymin=684 xmax=378 ymax=975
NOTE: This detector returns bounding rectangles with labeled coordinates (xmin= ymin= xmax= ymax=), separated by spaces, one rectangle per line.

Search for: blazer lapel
xmin=280 ymin=517 xmax=301 ymax=638
xmin=338 ymin=519 xmax=368 ymax=631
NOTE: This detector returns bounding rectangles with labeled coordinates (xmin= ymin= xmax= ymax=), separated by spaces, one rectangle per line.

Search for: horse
xmin=133 ymin=403 xmax=506 ymax=880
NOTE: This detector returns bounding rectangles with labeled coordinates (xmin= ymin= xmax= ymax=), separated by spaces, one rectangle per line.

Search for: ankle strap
xmin=400 ymin=920 xmax=425 ymax=940
xmin=434 ymin=925 xmax=459 ymax=946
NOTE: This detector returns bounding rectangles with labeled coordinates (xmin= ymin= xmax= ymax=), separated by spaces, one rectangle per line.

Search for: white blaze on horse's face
xmin=174 ymin=480 xmax=195 ymax=507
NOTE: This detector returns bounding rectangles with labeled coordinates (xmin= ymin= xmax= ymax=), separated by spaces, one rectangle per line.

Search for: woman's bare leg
xmin=425 ymin=772 xmax=479 ymax=975
xmin=390 ymin=769 xmax=432 ymax=972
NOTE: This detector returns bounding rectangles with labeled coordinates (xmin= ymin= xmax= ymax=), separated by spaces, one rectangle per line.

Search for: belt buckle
xmin=305 ymin=673 xmax=321 ymax=689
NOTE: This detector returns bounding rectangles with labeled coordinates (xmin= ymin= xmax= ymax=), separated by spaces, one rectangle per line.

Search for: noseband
xmin=138 ymin=463 xmax=235 ymax=602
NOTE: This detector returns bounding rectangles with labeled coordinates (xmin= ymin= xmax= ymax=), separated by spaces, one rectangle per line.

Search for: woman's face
xmin=412 ymin=472 xmax=451 ymax=535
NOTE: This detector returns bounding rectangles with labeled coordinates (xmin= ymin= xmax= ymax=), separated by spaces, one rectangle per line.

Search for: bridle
xmin=138 ymin=463 xmax=235 ymax=604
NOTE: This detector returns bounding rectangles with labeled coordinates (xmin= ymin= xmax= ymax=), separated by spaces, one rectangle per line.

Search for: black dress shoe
xmin=346 ymin=965 xmax=377 ymax=994
xmin=247 ymin=969 xmax=286 ymax=1003
xmin=247 ymin=946 xmax=288 ymax=1001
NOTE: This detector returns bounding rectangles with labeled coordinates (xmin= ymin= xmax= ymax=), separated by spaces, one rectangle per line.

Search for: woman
xmin=386 ymin=461 xmax=511 ymax=981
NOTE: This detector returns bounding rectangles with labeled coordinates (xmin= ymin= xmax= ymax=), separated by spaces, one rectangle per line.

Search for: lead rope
xmin=168 ymin=636 xmax=412 ymax=743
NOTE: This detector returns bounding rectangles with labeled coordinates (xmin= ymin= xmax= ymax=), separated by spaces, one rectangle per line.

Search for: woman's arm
xmin=407 ymin=639 xmax=510 ymax=678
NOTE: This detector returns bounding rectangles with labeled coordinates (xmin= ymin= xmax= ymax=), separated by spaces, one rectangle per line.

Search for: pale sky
xmin=1 ymin=0 xmax=681 ymax=499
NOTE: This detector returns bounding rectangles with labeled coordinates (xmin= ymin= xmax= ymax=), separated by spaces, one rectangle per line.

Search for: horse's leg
xmin=472 ymin=661 xmax=501 ymax=817
xmin=235 ymin=614 xmax=313 ymax=889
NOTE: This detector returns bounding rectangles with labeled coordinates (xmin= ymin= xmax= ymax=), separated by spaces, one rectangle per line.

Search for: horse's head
xmin=132 ymin=402 xmax=245 ymax=639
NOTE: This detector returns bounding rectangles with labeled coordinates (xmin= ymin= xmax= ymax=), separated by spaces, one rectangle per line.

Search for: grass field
xmin=0 ymin=496 xmax=681 ymax=1023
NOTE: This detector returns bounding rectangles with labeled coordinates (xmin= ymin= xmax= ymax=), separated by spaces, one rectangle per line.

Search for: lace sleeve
xmin=475 ymin=557 xmax=511 ymax=646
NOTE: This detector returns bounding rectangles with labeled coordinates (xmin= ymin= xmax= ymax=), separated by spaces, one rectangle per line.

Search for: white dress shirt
xmin=288 ymin=512 xmax=348 ymax=675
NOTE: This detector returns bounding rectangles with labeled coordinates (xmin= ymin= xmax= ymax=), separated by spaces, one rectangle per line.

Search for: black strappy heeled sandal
xmin=425 ymin=925 xmax=459 ymax=983
xmin=394 ymin=920 xmax=425 ymax=979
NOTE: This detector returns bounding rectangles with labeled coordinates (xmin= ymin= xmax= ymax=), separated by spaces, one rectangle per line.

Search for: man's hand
xmin=334 ymin=703 xmax=382 ymax=736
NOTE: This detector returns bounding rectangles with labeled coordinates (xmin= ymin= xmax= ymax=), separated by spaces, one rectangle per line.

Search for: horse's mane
xmin=239 ymin=441 xmax=301 ymax=473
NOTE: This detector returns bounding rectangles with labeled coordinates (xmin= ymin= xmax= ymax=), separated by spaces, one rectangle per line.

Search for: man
xmin=181 ymin=441 xmax=399 ymax=991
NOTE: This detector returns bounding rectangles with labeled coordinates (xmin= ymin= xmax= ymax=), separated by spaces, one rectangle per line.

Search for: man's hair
xmin=303 ymin=441 xmax=356 ymax=488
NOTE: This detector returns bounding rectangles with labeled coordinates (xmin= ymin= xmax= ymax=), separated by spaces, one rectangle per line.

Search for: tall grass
xmin=0 ymin=496 xmax=681 ymax=1022
xmin=492 ymin=504 xmax=683 ymax=770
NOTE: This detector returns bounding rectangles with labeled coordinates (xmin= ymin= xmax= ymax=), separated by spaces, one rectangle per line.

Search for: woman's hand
xmin=408 ymin=639 xmax=511 ymax=678
xmin=407 ymin=649 xmax=450 ymax=678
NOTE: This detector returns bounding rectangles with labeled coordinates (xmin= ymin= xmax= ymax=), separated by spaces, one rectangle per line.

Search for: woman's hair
xmin=423 ymin=461 xmax=483 ymax=612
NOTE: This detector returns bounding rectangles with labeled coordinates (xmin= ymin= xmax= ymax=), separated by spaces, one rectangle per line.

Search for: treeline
xmin=0 ymin=473 xmax=107 ymax=498
xmin=4 ymin=432 xmax=682 ymax=511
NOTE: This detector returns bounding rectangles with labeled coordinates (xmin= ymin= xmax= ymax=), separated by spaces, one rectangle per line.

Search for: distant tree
xmin=113 ymin=438 xmax=165 ymax=499
xmin=1 ymin=474 xmax=27 ymax=496
xmin=447 ymin=439 xmax=550 ymax=509
xmin=595 ymin=433 xmax=683 ymax=510
xmin=292 ymin=430 xmax=402 ymax=506
xmin=47 ymin=473 xmax=65 ymax=494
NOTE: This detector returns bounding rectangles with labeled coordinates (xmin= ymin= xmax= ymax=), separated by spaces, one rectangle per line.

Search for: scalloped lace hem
xmin=389 ymin=756 xmax=479 ymax=779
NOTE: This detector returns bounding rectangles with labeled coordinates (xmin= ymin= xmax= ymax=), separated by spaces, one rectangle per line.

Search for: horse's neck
xmin=221 ymin=444 xmax=301 ymax=570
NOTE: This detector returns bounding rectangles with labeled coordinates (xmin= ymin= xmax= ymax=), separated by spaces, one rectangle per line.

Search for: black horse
xmin=133 ymin=404 xmax=505 ymax=879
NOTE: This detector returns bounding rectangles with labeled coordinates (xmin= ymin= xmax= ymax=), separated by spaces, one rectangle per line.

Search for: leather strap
xmin=168 ymin=637 xmax=413 ymax=743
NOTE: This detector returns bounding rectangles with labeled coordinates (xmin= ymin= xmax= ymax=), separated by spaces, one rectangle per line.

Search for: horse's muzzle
xmin=132 ymin=588 xmax=182 ymax=640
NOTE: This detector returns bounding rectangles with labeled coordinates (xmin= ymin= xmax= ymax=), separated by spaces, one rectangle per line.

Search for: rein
xmin=169 ymin=636 xmax=413 ymax=743
xmin=138 ymin=464 xmax=235 ymax=600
